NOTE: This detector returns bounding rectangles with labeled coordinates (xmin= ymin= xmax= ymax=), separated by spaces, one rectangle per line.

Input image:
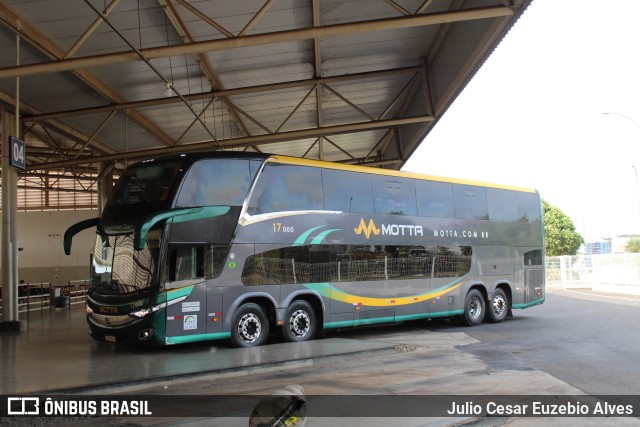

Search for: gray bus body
xmin=64 ymin=152 xmax=544 ymax=347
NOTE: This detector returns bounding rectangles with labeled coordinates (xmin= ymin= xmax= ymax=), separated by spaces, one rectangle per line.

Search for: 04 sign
xmin=9 ymin=136 xmax=25 ymax=170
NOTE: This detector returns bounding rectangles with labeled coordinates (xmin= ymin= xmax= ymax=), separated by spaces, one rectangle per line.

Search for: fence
xmin=2 ymin=254 xmax=639 ymax=316
xmin=546 ymin=253 xmax=640 ymax=287
xmin=0 ymin=279 xmax=90 ymax=318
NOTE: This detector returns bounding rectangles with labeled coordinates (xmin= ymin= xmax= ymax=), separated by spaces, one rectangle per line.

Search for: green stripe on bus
xmin=324 ymin=310 xmax=465 ymax=329
xmin=293 ymin=226 xmax=324 ymax=246
xmin=310 ymin=228 xmax=340 ymax=244
xmin=166 ymin=332 xmax=231 ymax=345
xmin=357 ymin=316 xmax=395 ymax=326
xmin=167 ymin=285 xmax=194 ymax=301
xmin=512 ymin=298 xmax=545 ymax=309
xmin=395 ymin=310 xmax=464 ymax=321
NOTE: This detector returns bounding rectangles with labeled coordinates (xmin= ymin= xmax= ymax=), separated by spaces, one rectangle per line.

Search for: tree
xmin=542 ymin=199 xmax=584 ymax=256
xmin=625 ymin=237 xmax=640 ymax=253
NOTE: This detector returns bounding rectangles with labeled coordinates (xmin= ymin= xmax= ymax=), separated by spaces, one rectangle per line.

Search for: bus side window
xmin=373 ymin=176 xmax=417 ymax=216
xmin=176 ymin=159 xmax=255 ymax=207
xmin=416 ymin=181 xmax=454 ymax=218
xmin=207 ymin=244 xmax=231 ymax=279
xmin=434 ymin=246 xmax=472 ymax=278
xmin=167 ymin=245 xmax=205 ymax=283
xmin=524 ymin=249 xmax=542 ymax=266
xmin=518 ymin=192 xmax=541 ymax=223
xmin=453 ymin=186 xmax=489 ymax=220
xmin=322 ymin=169 xmax=374 ymax=213
xmin=248 ymin=164 xmax=323 ymax=214
xmin=487 ymin=188 xmax=519 ymax=221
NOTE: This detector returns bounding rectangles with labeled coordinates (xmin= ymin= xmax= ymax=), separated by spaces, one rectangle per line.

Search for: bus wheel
xmin=461 ymin=289 xmax=485 ymax=326
xmin=282 ymin=300 xmax=316 ymax=342
xmin=231 ymin=303 xmax=269 ymax=347
xmin=486 ymin=288 xmax=509 ymax=323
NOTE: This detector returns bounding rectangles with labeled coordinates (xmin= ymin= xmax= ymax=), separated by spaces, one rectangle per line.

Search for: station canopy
xmin=0 ymin=0 xmax=531 ymax=210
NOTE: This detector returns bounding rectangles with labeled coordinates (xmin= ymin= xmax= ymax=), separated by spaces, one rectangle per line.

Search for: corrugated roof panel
xmin=0 ymin=0 xmax=533 ymax=209
xmin=0 ymin=72 xmax=107 ymax=112
xmin=183 ymin=0 xmax=311 ymax=37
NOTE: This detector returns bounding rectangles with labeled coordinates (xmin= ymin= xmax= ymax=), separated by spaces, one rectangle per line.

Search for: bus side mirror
xmin=64 ymin=218 xmax=100 ymax=255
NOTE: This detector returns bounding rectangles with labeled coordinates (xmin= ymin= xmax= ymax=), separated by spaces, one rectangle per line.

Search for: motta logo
xmin=354 ymin=218 xmax=423 ymax=239
xmin=354 ymin=218 xmax=380 ymax=239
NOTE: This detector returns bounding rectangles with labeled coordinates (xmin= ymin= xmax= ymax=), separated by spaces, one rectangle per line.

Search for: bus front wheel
xmin=282 ymin=300 xmax=316 ymax=342
xmin=231 ymin=303 xmax=269 ymax=348
xmin=461 ymin=289 xmax=485 ymax=326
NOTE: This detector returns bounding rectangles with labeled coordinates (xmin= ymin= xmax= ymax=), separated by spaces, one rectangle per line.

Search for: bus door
xmin=515 ymin=247 xmax=545 ymax=305
xmin=163 ymin=244 xmax=209 ymax=339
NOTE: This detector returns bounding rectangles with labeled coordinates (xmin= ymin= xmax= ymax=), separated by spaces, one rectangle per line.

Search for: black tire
xmin=282 ymin=300 xmax=317 ymax=342
xmin=486 ymin=288 xmax=509 ymax=323
xmin=460 ymin=289 xmax=485 ymax=326
xmin=230 ymin=303 xmax=269 ymax=348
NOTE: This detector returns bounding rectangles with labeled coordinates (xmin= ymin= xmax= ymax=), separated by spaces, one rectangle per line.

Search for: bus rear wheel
xmin=486 ymin=288 xmax=509 ymax=323
xmin=460 ymin=289 xmax=485 ymax=326
xmin=231 ymin=303 xmax=269 ymax=348
xmin=282 ymin=300 xmax=316 ymax=342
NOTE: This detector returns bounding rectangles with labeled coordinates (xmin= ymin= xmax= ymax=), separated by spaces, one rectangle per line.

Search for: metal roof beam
xmin=0 ymin=90 xmax=115 ymax=155
xmin=159 ymin=0 xmax=252 ymax=139
xmin=25 ymin=66 xmax=421 ymax=121
xmin=0 ymin=2 xmax=175 ymax=147
xmin=174 ymin=0 xmax=234 ymax=38
xmin=64 ymin=0 xmax=121 ymax=58
xmin=0 ymin=6 xmax=513 ymax=79
xmin=238 ymin=0 xmax=275 ymax=36
xmin=27 ymin=115 xmax=434 ymax=170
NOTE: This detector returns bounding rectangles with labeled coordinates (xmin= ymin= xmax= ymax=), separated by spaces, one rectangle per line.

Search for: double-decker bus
xmin=64 ymin=152 xmax=545 ymax=347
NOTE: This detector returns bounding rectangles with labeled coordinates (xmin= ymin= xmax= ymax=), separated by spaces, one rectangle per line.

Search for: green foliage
xmin=625 ymin=237 xmax=640 ymax=253
xmin=542 ymin=199 xmax=584 ymax=256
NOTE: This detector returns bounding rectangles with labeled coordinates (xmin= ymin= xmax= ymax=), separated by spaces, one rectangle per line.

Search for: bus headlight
xmin=130 ymin=308 xmax=152 ymax=318
xmin=129 ymin=303 xmax=162 ymax=319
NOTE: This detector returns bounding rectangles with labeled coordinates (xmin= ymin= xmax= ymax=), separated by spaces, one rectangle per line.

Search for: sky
xmin=403 ymin=0 xmax=640 ymax=241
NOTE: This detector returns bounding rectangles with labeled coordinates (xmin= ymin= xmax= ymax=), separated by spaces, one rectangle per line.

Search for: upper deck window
xmin=373 ymin=176 xmax=417 ymax=216
xmin=248 ymin=164 xmax=324 ymax=214
xmin=487 ymin=188 xmax=541 ymax=223
xmin=176 ymin=159 xmax=259 ymax=208
xmin=454 ymin=186 xmax=489 ymax=220
xmin=322 ymin=169 xmax=373 ymax=213
xmin=110 ymin=160 xmax=182 ymax=206
xmin=416 ymin=180 xmax=454 ymax=218
xmin=104 ymin=160 xmax=182 ymax=219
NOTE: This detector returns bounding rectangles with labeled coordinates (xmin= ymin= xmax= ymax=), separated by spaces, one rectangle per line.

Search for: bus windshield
xmin=90 ymin=228 xmax=162 ymax=295
xmin=104 ymin=160 xmax=183 ymax=220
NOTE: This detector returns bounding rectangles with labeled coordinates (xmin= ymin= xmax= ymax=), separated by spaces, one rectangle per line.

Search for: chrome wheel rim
xmin=492 ymin=295 xmax=507 ymax=317
xmin=238 ymin=313 xmax=262 ymax=343
xmin=468 ymin=296 xmax=482 ymax=321
xmin=289 ymin=309 xmax=311 ymax=338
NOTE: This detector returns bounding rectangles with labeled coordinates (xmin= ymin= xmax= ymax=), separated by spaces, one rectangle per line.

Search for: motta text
xmin=434 ymin=229 xmax=488 ymax=239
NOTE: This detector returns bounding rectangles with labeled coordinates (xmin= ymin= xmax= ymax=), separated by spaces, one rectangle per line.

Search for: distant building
xmin=581 ymin=235 xmax=640 ymax=254
xmin=585 ymin=238 xmax=612 ymax=255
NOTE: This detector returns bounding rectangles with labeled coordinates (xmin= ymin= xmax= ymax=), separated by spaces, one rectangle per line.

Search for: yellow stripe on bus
xmin=270 ymin=155 xmax=537 ymax=193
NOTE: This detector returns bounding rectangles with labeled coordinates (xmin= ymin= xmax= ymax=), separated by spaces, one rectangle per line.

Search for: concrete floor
xmin=0 ymin=307 xmax=396 ymax=395
xmin=3 ymin=295 xmax=640 ymax=427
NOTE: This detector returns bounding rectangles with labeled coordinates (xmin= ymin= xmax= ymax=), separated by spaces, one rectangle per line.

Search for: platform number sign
xmin=9 ymin=136 xmax=25 ymax=170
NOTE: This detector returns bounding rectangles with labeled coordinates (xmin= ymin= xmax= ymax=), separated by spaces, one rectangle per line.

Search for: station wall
xmin=11 ymin=210 xmax=98 ymax=286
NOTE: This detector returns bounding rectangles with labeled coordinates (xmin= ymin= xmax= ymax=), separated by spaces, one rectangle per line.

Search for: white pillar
xmin=1 ymin=108 xmax=19 ymax=323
